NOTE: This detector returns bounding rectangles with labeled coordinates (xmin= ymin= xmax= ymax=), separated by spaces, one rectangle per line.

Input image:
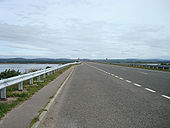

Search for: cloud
xmin=6 ymin=43 xmax=49 ymax=51
xmin=0 ymin=0 xmax=170 ymax=59
xmin=0 ymin=22 xmax=170 ymax=59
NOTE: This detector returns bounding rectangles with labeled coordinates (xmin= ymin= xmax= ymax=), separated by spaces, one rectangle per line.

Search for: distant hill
xmin=0 ymin=58 xmax=77 ymax=64
xmin=1 ymin=58 xmax=170 ymax=64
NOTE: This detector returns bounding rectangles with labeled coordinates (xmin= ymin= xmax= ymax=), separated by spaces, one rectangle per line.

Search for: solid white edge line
xmin=145 ymin=88 xmax=156 ymax=93
xmin=31 ymin=68 xmax=74 ymax=128
xmin=161 ymin=95 xmax=170 ymax=100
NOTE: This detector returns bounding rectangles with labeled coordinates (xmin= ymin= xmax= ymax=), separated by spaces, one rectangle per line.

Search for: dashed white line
xmin=126 ymin=80 xmax=132 ymax=83
xmin=115 ymin=75 xmax=119 ymax=78
xmin=161 ymin=95 xmax=170 ymax=100
xmin=145 ymin=88 xmax=156 ymax=93
xmin=134 ymin=83 xmax=142 ymax=87
xmin=86 ymin=63 xmax=170 ymax=101
xmin=140 ymin=72 xmax=148 ymax=75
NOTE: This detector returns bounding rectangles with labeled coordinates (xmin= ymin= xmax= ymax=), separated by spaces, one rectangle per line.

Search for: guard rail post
xmin=43 ymin=73 xmax=45 ymax=79
xmin=18 ymin=81 xmax=23 ymax=91
xmin=37 ymin=76 xmax=40 ymax=82
xmin=43 ymin=73 xmax=46 ymax=78
xmin=1 ymin=88 xmax=6 ymax=100
xmin=29 ymin=78 xmax=33 ymax=85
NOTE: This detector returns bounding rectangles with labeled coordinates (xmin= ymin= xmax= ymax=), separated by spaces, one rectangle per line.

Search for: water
xmin=0 ymin=64 xmax=59 ymax=74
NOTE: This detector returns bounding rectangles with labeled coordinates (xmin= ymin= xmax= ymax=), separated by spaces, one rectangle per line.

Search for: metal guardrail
xmin=0 ymin=62 xmax=79 ymax=100
xmin=129 ymin=64 xmax=170 ymax=70
xmin=111 ymin=63 xmax=170 ymax=70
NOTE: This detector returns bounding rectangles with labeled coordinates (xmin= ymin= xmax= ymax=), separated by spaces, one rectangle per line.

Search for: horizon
xmin=0 ymin=57 xmax=170 ymax=61
xmin=0 ymin=0 xmax=170 ymax=59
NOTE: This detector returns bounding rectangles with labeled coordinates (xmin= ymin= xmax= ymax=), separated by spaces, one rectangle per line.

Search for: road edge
xmin=31 ymin=67 xmax=75 ymax=128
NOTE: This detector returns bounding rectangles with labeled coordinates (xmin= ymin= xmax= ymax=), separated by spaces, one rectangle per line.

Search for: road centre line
xmin=134 ymin=83 xmax=142 ymax=87
xmin=140 ymin=72 xmax=148 ymax=75
xmin=125 ymin=80 xmax=132 ymax=83
xmin=161 ymin=95 xmax=170 ymax=100
xmin=86 ymin=63 xmax=170 ymax=102
xmin=115 ymin=75 xmax=119 ymax=78
xmin=145 ymin=88 xmax=156 ymax=93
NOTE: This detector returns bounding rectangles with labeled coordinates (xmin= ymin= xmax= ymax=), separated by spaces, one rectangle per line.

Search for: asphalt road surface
xmin=88 ymin=62 xmax=170 ymax=96
xmin=40 ymin=62 xmax=170 ymax=128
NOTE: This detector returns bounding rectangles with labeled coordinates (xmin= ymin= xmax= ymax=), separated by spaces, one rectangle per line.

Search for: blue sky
xmin=0 ymin=0 xmax=170 ymax=59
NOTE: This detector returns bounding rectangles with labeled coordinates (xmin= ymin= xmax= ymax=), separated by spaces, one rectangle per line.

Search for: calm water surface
xmin=0 ymin=64 xmax=59 ymax=73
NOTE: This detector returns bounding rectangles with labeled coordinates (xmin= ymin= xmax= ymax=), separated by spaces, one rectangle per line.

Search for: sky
xmin=0 ymin=0 xmax=170 ymax=59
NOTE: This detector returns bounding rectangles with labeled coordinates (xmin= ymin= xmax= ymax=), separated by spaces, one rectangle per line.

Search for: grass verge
xmin=29 ymin=67 xmax=75 ymax=127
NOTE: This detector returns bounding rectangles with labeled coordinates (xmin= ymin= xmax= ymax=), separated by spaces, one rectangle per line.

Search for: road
xmin=88 ymin=62 xmax=170 ymax=96
xmin=39 ymin=62 xmax=170 ymax=128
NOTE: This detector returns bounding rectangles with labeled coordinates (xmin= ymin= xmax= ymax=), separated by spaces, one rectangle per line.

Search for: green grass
xmin=29 ymin=64 xmax=78 ymax=127
xmin=0 ymin=65 xmax=73 ymax=119
xmin=29 ymin=115 xmax=39 ymax=127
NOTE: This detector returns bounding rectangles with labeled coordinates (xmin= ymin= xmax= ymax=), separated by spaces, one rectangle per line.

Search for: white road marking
xmin=126 ymin=80 xmax=132 ymax=83
xmin=161 ymin=95 xmax=170 ymax=100
xmin=122 ymin=69 xmax=127 ymax=71
xmin=140 ymin=72 xmax=148 ymax=75
xmin=115 ymin=75 xmax=119 ymax=78
xmin=134 ymin=83 xmax=142 ymax=87
xmin=31 ymin=68 xmax=74 ymax=128
xmin=145 ymin=88 xmax=156 ymax=93
xmin=86 ymin=64 xmax=170 ymax=101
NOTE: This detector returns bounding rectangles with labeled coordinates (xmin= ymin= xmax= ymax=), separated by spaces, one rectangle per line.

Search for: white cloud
xmin=0 ymin=0 xmax=170 ymax=59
